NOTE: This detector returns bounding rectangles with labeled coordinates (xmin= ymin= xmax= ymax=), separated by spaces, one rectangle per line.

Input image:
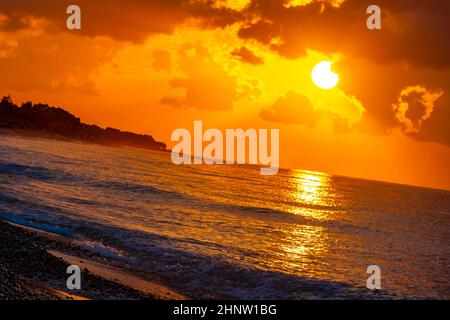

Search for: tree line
xmin=0 ymin=95 xmax=167 ymax=151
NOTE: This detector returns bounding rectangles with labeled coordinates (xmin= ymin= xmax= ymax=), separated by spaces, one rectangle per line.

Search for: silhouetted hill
xmin=0 ymin=95 xmax=167 ymax=151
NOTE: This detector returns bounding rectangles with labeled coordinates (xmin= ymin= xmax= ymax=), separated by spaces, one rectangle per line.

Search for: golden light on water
xmin=293 ymin=170 xmax=330 ymax=205
xmin=295 ymin=172 xmax=325 ymax=204
xmin=279 ymin=223 xmax=330 ymax=277
xmin=287 ymin=170 xmax=334 ymax=220
xmin=271 ymin=170 xmax=335 ymax=275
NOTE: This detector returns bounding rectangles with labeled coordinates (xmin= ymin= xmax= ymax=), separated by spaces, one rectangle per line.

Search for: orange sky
xmin=1 ymin=0 xmax=449 ymax=190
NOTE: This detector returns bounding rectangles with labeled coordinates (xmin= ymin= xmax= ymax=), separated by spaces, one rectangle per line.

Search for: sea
xmin=1 ymin=134 xmax=449 ymax=299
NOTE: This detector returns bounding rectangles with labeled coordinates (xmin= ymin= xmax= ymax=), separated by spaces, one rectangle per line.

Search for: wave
xmin=0 ymin=161 xmax=77 ymax=183
xmin=0 ymin=213 xmax=75 ymax=237
xmin=0 ymin=211 xmax=398 ymax=299
xmin=89 ymin=180 xmax=185 ymax=198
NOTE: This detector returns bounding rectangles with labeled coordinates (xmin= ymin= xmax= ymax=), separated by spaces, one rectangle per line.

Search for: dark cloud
xmin=392 ymin=85 xmax=443 ymax=133
xmin=231 ymin=47 xmax=264 ymax=64
xmin=0 ymin=12 xmax=29 ymax=31
xmin=260 ymin=90 xmax=356 ymax=133
xmin=411 ymin=93 xmax=450 ymax=147
xmin=1 ymin=1 xmax=187 ymax=42
xmin=260 ymin=90 xmax=357 ymax=134
xmin=335 ymin=53 xmax=450 ymax=147
xmin=260 ymin=91 xmax=320 ymax=126
xmin=239 ymin=0 xmax=450 ymax=69
xmin=1 ymin=1 xmax=448 ymax=69
xmin=0 ymin=0 xmax=242 ymax=42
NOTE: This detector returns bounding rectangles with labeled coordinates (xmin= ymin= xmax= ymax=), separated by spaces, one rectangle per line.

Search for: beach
xmin=1 ymin=0 xmax=449 ymax=305
xmin=0 ymin=219 xmax=186 ymax=300
xmin=1 ymin=135 xmax=449 ymax=299
xmin=0 ymin=218 xmax=396 ymax=300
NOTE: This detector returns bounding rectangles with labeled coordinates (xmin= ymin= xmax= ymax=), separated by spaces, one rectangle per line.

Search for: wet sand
xmin=0 ymin=219 xmax=187 ymax=300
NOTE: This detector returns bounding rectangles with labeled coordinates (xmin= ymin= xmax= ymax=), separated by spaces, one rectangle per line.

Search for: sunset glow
xmin=0 ymin=1 xmax=448 ymax=191
xmin=0 ymin=0 xmax=449 ymax=304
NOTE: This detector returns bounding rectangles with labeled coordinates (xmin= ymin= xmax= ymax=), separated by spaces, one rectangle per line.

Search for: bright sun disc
xmin=311 ymin=61 xmax=339 ymax=89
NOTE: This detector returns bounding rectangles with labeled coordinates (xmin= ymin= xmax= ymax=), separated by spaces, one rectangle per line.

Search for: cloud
xmin=260 ymin=91 xmax=321 ymax=126
xmin=1 ymin=0 xmax=449 ymax=147
xmin=332 ymin=53 xmax=450 ymax=148
xmin=260 ymin=89 xmax=364 ymax=133
xmin=1 ymin=1 xmax=448 ymax=70
xmin=0 ymin=0 xmax=243 ymax=43
xmin=0 ymin=28 xmax=118 ymax=94
xmin=231 ymin=46 xmax=264 ymax=64
xmin=393 ymin=85 xmax=444 ymax=133
xmin=1 ymin=1 xmax=449 ymax=69
xmin=238 ymin=0 xmax=450 ymax=69
xmin=0 ymin=12 xmax=30 ymax=32
xmin=412 ymin=92 xmax=450 ymax=147
xmin=0 ymin=34 xmax=17 ymax=58
xmin=284 ymin=0 xmax=346 ymax=8
xmin=151 ymin=50 xmax=172 ymax=72
xmin=160 ymin=43 xmax=240 ymax=110
xmin=211 ymin=0 xmax=252 ymax=11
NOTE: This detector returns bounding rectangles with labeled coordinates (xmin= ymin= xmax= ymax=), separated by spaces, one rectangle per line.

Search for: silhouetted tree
xmin=0 ymin=96 xmax=167 ymax=151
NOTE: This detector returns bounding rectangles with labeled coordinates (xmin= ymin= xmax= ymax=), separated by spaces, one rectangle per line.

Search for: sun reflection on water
xmin=277 ymin=223 xmax=330 ymax=277
xmin=267 ymin=170 xmax=337 ymax=275
xmin=287 ymin=170 xmax=335 ymax=221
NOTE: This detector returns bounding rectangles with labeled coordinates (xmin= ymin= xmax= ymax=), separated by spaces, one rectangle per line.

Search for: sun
xmin=311 ymin=61 xmax=339 ymax=89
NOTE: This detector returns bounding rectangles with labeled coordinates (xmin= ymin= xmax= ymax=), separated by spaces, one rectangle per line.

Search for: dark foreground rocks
xmin=0 ymin=220 xmax=154 ymax=300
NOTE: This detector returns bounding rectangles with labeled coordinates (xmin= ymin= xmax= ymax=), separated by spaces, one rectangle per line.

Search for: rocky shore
xmin=0 ymin=219 xmax=156 ymax=300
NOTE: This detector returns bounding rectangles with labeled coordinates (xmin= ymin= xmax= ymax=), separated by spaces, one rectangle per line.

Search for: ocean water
xmin=0 ymin=134 xmax=449 ymax=299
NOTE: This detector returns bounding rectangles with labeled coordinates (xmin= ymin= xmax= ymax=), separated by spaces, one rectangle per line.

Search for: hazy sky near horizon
xmin=0 ymin=0 xmax=449 ymax=190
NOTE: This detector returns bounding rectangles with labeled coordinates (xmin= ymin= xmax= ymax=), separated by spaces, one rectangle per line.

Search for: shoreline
xmin=0 ymin=219 xmax=408 ymax=300
xmin=0 ymin=128 xmax=171 ymax=154
xmin=0 ymin=219 xmax=188 ymax=300
xmin=2 ymin=127 xmax=448 ymax=193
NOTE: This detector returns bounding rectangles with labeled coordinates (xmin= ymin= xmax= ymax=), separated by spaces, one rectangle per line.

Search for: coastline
xmin=0 ymin=128 xmax=171 ymax=154
xmin=0 ymin=219 xmax=187 ymax=300
xmin=0 ymin=134 xmax=445 ymax=300
xmin=0 ymin=218 xmax=407 ymax=300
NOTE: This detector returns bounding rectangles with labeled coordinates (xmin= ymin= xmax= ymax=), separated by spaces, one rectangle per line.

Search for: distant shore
xmin=0 ymin=128 xmax=80 ymax=143
xmin=0 ymin=128 xmax=171 ymax=154
xmin=0 ymin=219 xmax=187 ymax=300
xmin=0 ymin=95 xmax=168 ymax=152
